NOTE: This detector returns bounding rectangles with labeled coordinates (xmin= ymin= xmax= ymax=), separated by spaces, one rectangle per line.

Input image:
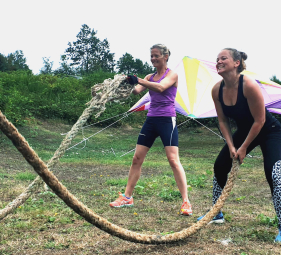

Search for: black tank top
xmin=219 ymin=74 xmax=276 ymax=131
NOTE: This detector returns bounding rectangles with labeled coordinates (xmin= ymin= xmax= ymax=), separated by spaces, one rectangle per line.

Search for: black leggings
xmin=213 ymin=122 xmax=281 ymax=229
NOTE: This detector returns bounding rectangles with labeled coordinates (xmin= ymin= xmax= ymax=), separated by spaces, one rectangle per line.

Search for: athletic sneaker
xmin=275 ymin=229 xmax=281 ymax=243
xmin=109 ymin=192 xmax=134 ymax=208
xmin=197 ymin=211 xmax=225 ymax=224
xmin=180 ymin=199 xmax=193 ymax=216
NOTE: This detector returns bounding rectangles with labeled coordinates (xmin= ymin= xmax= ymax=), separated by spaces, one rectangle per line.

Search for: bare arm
xmin=132 ymin=74 xmax=151 ymax=95
xmin=212 ymin=82 xmax=236 ymax=158
xmin=132 ymin=84 xmax=147 ymax=95
xmin=137 ymin=71 xmax=178 ymax=92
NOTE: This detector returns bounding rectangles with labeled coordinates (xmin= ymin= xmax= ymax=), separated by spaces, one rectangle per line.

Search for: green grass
xmin=15 ymin=172 xmax=36 ymax=181
xmin=0 ymin=119 xmax=279 ymax=254
xmin=257 ymin=213 xmax=278 ymax=227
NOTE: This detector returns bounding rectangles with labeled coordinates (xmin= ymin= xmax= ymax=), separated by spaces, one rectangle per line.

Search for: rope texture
xmin=0 ymin=74 xmax=240 ymax=243
xmin=0 ymin=111 xmax=239 ymax=243
xmin=0 ymin=75 xmax=132 ymax=220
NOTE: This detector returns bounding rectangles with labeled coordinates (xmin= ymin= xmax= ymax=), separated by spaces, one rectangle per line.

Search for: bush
xmin=0 ymin=70 xmax=237 ymax=129
xmin=0 ymin=71 xmax=105 ymax=125
xmin=0 ymin=71 xmax=148 ymax=127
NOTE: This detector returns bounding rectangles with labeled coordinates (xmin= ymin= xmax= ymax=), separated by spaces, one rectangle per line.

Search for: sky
xmin=1 ymin=0 xmax=280 ymax=80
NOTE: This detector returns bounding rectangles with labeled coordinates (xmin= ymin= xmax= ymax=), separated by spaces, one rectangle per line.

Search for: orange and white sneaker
xmin=180 ymin=199 xmax=192 ymax=216
xmin=109 ymin=192 xmax=134 ymax=208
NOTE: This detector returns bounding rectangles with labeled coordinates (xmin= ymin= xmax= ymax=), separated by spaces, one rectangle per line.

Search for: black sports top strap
xmin=219 ymin=75 xmax=253 ymax=130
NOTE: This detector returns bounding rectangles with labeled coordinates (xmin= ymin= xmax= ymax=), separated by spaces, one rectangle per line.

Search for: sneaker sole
xmin=209 ymin=219 xmax=225 ymax=224
xmin=180 ymin=212 xmax=193 ymax=216
xmin=110 ymin=204 xmax=134 ymax=208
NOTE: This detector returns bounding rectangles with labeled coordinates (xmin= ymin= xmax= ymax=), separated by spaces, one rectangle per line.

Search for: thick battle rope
xmin=0 ymin=108 xmax=240 ymax=243
xmin=0 ymin=75 xmax=133 ymax=220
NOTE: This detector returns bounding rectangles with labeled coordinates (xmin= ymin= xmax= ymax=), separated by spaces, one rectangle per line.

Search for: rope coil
xmin=0 ymin=75 xmax=132 ymax=220
xmin=0 ymin=74 xmax=240 ymax=243
xmin=0 ymin=110 xmax=240 ymax=243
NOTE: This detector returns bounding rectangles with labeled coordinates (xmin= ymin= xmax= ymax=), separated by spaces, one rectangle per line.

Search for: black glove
xmin=127 ymin=75 xmax=138 ymax=85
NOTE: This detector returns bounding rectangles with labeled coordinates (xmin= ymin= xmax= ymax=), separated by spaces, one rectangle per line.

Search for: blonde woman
xmin=110 ymin=44 xmax=192 ymax=216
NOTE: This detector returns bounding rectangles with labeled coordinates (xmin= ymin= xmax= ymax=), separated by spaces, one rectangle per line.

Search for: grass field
xmin=0 ymin=119 xmax=280 ymax=254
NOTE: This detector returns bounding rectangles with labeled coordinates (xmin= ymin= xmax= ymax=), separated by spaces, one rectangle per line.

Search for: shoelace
xmin=182 ymin=201 xmax=191 ymax=209
xmin=183 ymin=200 xmax=190 ymax=205
xmin=115 ymin=196 xmax=126 ymax=202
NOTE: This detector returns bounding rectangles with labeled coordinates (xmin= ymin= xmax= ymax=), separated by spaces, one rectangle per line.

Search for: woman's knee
xmin=214 ymin=154 xmax=232 ymax=175
xmin=168 ymin=157 xmax=180 ymax=169
xmin=213 ymin=157 xmax=233 ymax=188
xmin=132 ymin=154 xmax=145 ymax=165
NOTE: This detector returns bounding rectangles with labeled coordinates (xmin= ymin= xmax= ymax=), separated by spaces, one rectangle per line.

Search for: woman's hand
xmin=229 ymin=146 xmax=237 ymax=160
xmin=236 ymin=146 xmax=247 ymax=164
xmin=127 ymin=75 xmax=138 ymax=85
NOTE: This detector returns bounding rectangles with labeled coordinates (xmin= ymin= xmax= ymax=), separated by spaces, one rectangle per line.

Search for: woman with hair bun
xmin=197 ymin=48 xmax=281 ymax=242
xmin=109 ymin=44 xmax=192 ymax=216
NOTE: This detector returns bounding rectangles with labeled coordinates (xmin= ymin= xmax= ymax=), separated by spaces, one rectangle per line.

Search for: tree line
xmin=1 ymin=24 xmax=281 ymax=128
xmin=0 ymin=50 xmax=30 ymax=72
xmin=0 ymin=24 xmax=154 ymax=76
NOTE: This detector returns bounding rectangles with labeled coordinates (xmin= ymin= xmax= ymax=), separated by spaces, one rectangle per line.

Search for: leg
xmin=124 ymin=117 xmax=157 ymax=197
xmin=272 ymin=161 xmax=281 ymax=234
xmin=110 ymin=118 xmax=156 ymax=208
xmin=165 ymin=146 xmax=188 ymax=202
xmin=124 ymin=145 xmax=150 ymax=197
xmin=260 ymin=125 xmax=281 ymax=238
xmin=197 ymin=130 xmax=259 ymax=222
xmin=157 ymin=117 xmax=188 ymax=201
xmin=197 ymin=147 xmax=229 ymax=221
xmin=213 ymin=130 xmax=259 ymax=204
xmin=213 ymin=143 xmax=232 ymax=205
xmin=157 ymin=117 xmax=191 ymax=215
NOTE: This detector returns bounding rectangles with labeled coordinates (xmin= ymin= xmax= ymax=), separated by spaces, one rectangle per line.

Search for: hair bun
xmin=240 ymin=51 xmax=248 ymax=60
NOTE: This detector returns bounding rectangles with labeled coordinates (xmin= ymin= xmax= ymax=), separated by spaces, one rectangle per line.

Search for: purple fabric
xmin=266 ymin=100 xmax=281 ymax=109
xmin=268 ymin=108 xmax=281 ymax=115
xmin=147 ymin=69 xmax=177 ymax=117
xmin=174 ymin=101 xmax=188 ymax=116
xmin=257 ymin=81 xmax=273 ymax=105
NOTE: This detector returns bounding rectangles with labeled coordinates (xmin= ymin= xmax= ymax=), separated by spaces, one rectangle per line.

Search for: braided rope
xmin=0 ymin=75 xmax=133 ymax=220
xmin=0 ymin=108 xmax=240 ymax=243
xmin=0 ymin=74 xmax=240 ymax=243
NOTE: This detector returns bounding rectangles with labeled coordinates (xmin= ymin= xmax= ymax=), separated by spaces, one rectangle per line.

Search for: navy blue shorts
xmin=137 ymin=117 xmax=178 ymax=148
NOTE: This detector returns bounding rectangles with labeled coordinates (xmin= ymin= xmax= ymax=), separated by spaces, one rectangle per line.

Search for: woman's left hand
xmin=127 ymin=75 xmax=139 ymax=85
xmin=236 ymin=146 xmax=247 ymax=164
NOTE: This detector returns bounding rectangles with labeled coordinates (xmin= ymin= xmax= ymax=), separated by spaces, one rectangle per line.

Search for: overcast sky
xmin=1 ymin=0 xmax=280 ymax=80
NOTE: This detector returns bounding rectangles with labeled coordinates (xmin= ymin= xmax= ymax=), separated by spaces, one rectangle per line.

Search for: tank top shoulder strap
xmin=218 ymin=79 xmax=225 ymax=104
xmin=149 ymin=68 xmax=170 ymax=82
xmin=219 ymin=75 xmax=245 ymax=104
xmin=237 ymin=74 xmax=245 ymax=100
xmin=160 ymin=68 xmax=170 ymax=81
xmin=149 ymin=72 xmax=157 ymax=81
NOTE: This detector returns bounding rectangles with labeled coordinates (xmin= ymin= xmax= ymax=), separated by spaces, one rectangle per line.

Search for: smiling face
xmin=150 ymin=48 xmax=168 ymax=68
xmin=216 ymin=49 xmax=240 ymax=75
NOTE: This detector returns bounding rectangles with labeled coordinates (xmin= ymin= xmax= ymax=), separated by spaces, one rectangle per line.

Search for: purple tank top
xmin=147 ymin=68 xmax=177 ymax=117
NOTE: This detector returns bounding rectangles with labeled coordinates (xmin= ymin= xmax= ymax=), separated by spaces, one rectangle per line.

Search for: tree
xmin=0 ymin=53 xmax=7 ymax=71
xmin=142 ymin=62 xmax=155 ymax=75
xmin=40 ymin=57 xmax=53 ymax=74
xmin=116 ymin=53 xmax=135 ymax=74
xmin=271 ymin=75 xmax=281 ymax=85
xmin=53 ymin=55 xmax=76 ymax=76
xmin=0 ymin=50 xmax=30 ymax=72
xmin=117 ymin=53 xmax=154 ymax=75
xmin=65 ymin=24 xmax=115 ymax=74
